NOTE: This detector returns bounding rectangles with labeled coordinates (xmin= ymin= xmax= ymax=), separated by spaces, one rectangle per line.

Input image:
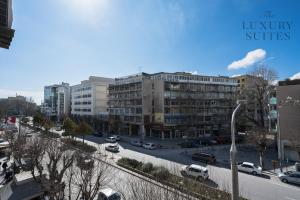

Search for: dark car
xmin=192 ymin=152 xmax=216 ymax=164
xmin=93 ymin=132 xmax=103 ymax=137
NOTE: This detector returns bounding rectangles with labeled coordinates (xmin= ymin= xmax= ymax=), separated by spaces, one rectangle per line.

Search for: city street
xmin=82 ymin=135 xmax=300 ymax=200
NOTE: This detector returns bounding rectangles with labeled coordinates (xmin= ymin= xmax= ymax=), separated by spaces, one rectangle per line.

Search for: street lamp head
xmin=237 ymin=100 xmax=247 ymax=105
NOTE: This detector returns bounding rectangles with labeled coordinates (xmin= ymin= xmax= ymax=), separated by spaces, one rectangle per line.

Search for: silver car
xmin=278 ymin=171 xmax=300 ymax=185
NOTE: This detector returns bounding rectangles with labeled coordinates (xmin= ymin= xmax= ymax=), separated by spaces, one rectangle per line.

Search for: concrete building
xmin=0 ymin=0 xmax=14 ymax=49
xmin=42 ymin=82 xmax=70 ymax=121
xmin=108 ymin=72 xmax=238 ymax=139
xmin=0 ymin=95 xmax=37 ymax=117
xmin=71 ymin=76 xmax=114 ymax=129
xmin=277 ymin=79 xmax=300 ymax=161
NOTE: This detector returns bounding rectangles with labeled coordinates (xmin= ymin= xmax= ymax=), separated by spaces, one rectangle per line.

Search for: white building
xmin=42 ymin=82 xmax=70 ymax=121
xmin=71 ymin=76 xmax=114 ymax=117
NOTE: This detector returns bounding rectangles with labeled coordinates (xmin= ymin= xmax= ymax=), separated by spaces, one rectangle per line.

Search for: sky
xmin=0 ymin=0 xmax=300 ymax=104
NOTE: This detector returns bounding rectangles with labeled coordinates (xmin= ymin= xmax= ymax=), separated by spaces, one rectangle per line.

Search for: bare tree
xmin=67 ymin=152 xmax=115 ymax=200
xmin=3 ymin=128 xmax=27 ymax=166
xmin=26 ymin=137 xmax=75 ymax=200
xmin=238 ymin=64 xmax=278 ymax=168
xmin=119 ymin=176 xmax=194 ymax=200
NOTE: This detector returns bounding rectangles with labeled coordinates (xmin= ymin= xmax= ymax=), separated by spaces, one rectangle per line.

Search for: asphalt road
xmin=83 ymin=135 xmax=300 ymax=200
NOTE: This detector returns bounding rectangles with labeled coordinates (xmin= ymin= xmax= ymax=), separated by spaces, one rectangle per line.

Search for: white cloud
xmin=231 ymin=74 xmax=242 ymax=78
xmin=186 ymin=70 xmax=199 ymax=75
xmin=0 ymin=89 xmax=43 ymax=105
xmin=227 ymin=49 xmax=266 ymax=70
xmin=290 ymin=72 xmax=300 ymax=80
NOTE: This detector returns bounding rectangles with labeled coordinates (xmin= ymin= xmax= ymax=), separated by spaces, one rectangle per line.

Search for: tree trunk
xmin=260 ymin=152 xmax=264 ymax=169
xmin=82 ymin=135 xmax=85 ymax=144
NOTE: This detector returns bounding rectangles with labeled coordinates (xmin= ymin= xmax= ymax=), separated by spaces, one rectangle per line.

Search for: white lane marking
xmin=285 ymin=197 xmax=297 ymax=200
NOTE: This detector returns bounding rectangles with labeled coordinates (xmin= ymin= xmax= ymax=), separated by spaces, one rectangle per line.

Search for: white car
xmin=105 ymin=137 xmax=117 ymax=143
xmin=181 ymin=164 xmax=209 ymax=180
xmin=97 ymin=188 xmax=121 ymax=200
xmin=112 ymin=135 xmax=121 ymax=141
xmin=142 ymin=143 xmax=156 ymax=150
xmin=105 ymin=144 xmax=119 ymax=152
xmin=237 ymin=162 xmax=262 ymax=175
xmin=278 ymin=171 xmax=300 ymax=185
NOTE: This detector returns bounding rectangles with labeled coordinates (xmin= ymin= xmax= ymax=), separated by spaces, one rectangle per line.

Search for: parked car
xmin=181 ymin=164 xmax=209 ymax=180
xmin=97 ymin=188 xmax=121 ymax=200
xmin=278 ymin=171 xmax=300 ymax=185
xmin=112 ymin=135 xmax=121 ymax=141
xmin=237 ymin=162 xmax=262 ymax=175
xmin=14 ymin=157 xmax=32 ymax=171
xmin=93 ymin=132 xmax=103 ymax=137
xmin=105 ymin=137 xmax=117 ymax=143
xmin=105 ymin=144 xmax=119 ymax=153
xmin=142 ymin=143 xmax=156 ymax=150
xmin=130 ymin=140 xmax=143 ymax=147
xmin=179 ymin=141 xmax=198 ymax=148
xmin=191 ymin=152 xmax=216 ymax=164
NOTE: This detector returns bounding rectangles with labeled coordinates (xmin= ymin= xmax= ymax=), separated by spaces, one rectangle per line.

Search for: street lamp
xmin=230 ymin=100 xmax=246 ymax=200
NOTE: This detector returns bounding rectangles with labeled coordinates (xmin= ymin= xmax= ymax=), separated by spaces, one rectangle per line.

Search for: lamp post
xmin=230 ymin=100 xmax=245 ymax=200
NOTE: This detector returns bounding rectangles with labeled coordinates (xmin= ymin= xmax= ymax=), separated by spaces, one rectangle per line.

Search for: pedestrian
xmin=2 ymin=162 xmax=7 ymax=172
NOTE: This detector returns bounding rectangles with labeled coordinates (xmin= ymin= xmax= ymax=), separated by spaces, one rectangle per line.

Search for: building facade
xmin=0 ymin=0 xmax=14 ymax=49
xmin=277 ymin=79 xmax=300 ymax=162
xmin=42 ymin=82 xmax=70 ymax=121
xmin=71 ymin=76 xmax=114 ymax=129
xmin=0 ymin=95 xmax=37 ymax=117
xmin=108 ymin=72 xmax=238 ymax=139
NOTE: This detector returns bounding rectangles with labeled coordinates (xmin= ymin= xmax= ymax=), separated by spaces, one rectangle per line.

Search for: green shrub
xmin=141 ymin=162 xmax=154 ymax=173
xmin=61 ymin=138 xmax=97 ymax=153
xmin=151 ymin=166 xmax=171 ymax=181
xmin=117 ymin=157 xmax=142 ymax=169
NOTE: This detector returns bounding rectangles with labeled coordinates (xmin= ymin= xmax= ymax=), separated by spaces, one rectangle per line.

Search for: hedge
xmin=61 ymin=138 xmax=97 ymax=153
xmin=117 ymin=157 xmax=247 ymax=200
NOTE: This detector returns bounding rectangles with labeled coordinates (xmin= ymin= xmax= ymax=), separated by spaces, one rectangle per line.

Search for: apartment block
xmin=42 ymin=82 xmax=70 ymax=121
xmin=71 ymin=76 xmax=114 ymax=118
xmin=277 ymin=79 xmax=300 ymax=161
xmin=0 ymin=0 xmax=14 ymax=49
xmin=108 ymin=72 xmax=238 ymax=139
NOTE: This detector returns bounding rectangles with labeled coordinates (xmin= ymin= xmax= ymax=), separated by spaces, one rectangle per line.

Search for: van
xmin=191 ymin=152 xmax=216 ymax=164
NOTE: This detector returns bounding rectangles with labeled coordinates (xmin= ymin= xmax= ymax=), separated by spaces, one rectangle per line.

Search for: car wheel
xmin=197 ymin=176 xmax=202 ymax=181
xmin=282 ymin=179 xmax=288 ymax=183
xmin=252 ymin=171 xmax=257 ymax=176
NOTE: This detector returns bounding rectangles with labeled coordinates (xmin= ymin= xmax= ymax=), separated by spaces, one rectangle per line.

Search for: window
xmin=242 ymin=164 xmax=253 ymax=168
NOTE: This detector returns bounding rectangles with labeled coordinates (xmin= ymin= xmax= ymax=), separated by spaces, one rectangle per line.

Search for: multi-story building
xmin=108 ymin=72 xmax=238 ymax=140
xmin=71 ymin=76 xmax=114 ymax=129
xmin=42 ymin=82 xmax=70 ymax=121
xmin=277 ymin=79 xmax=300 ymax=161
xmin=0 ymin=0 xmax=14 ymax=49
xmin=233 ymin=74 xmax=273 ymax=129
xmin=0 ymin=95 xmax=37 ymax=117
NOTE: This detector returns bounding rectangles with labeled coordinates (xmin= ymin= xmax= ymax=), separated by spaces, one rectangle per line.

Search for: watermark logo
xmin=243 ymin=11 xmax=292 ymax=40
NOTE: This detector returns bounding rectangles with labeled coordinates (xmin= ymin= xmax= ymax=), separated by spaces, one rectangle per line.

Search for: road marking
xmin=285 ymin=197 xmax=297 ymax=200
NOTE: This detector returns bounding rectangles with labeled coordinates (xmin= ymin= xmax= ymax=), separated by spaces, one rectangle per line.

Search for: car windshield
xmin=108 ymin=193 xmax=121 ymax=200
xmin=284 ymin=171 xmax=293 ymax=175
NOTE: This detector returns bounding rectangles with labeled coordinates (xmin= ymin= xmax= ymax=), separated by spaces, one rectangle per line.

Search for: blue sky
xmin=0 ymin=0 xmax=300 ymax=104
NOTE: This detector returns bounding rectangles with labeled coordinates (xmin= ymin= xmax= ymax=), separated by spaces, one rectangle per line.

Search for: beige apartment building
xmin=108 ymin=72 xmax=238 ymax=139
xmin=277 ymin=79 xmax=300 ymax=161
xmin=71 ymin=76 xmax=114 ymax=129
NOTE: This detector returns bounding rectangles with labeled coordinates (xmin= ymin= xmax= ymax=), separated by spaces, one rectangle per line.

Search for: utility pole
xmin=230 ymin=100 xmax=245 ymax=200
